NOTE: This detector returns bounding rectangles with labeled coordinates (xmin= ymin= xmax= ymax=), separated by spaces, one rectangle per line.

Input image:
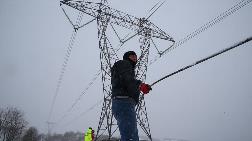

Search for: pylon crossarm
xmin=60 ymin=0 xmax=174 ymax=41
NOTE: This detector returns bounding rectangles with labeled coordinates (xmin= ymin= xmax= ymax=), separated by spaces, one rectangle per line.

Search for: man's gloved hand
xmin=139 ymin=83 xmax=152 ymax=94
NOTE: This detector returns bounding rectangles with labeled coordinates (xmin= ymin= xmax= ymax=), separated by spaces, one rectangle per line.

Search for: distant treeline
xmin=0 ymin=106 xmax=121 ymax=141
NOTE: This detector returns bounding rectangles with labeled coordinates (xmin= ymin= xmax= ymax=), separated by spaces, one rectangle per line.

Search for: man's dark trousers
xmin=112 ymin=98 xmax=139 ymax=141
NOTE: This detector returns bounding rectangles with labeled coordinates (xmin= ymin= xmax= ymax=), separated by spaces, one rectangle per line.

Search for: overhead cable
xmin=48 ymin=11 xmax=84 ymax=122
xmin=149 ymin=0 xmax=252 ymax=65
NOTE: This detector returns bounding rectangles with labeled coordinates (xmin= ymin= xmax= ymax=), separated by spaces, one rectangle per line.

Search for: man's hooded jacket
xmin=111 ymin=51 xmax=142 ymax=103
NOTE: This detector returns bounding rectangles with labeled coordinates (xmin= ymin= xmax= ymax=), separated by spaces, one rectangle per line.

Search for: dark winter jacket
xmin=111 ymin=60 xmax=142 ymax=103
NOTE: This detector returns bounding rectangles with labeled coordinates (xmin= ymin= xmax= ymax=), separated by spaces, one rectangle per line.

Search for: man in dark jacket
xmin=111 ymin=51 xmax=152 ymax=141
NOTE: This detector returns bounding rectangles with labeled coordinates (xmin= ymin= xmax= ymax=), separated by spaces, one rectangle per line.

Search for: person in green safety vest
xmin=84 ymin=127 xmax=93 ymax=141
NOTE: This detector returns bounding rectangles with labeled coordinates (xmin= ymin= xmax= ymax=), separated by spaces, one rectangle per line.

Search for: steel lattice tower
xmin=60 ymin=0 xmax=174 ymax=140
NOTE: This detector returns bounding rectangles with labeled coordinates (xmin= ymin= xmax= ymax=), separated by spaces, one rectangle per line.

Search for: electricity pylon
xmin=60 ymin=0 xmax=174 ymax=140
xmin=46 ymin=121 xmax=55 ymax=136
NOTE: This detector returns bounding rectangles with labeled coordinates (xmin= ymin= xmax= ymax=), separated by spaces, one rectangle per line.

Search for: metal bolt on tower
xmin=60 ymin=0 xmax=175 ymax=140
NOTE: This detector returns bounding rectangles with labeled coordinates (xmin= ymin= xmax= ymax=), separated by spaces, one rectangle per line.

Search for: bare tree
xmin=0 ymin=108 xmax=4 ymax=136
xmin=22 ymin=127 xmax=39 ymax=141
xmin=0 ymin=107 xmax=27 ymax=141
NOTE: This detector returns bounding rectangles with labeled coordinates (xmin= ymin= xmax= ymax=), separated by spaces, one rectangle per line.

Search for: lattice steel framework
xmin=60 ymin=0 xmax=174 ymax=140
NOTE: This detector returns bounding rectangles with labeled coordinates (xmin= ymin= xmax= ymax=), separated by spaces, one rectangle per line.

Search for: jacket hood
xmin=123 ymin=51 xmax=137 ymax=68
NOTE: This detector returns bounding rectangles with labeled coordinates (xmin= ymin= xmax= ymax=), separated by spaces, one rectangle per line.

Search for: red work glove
xmin=139 ymin=83 xmax=152 ymax=94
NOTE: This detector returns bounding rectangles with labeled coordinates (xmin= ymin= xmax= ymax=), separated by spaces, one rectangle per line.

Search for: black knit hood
xmin=123 ymin=51 xmax=137 ymax=68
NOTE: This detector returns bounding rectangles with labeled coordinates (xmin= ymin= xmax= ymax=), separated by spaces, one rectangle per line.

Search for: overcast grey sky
xmin=1 ymin=0 xmax=252 ymax=141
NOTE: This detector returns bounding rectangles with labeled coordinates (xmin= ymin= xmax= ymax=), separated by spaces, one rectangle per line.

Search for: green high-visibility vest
xmin=85 ymin=128 xmax=92 ymax=141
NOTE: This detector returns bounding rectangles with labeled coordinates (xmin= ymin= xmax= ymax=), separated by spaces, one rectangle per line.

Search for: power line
xmin=146 ymin=0 xmax=167 ymax=20
xmin=149 ymin=0 xmax=252 ymax=65
xmin=54 ymin=35 xmax=122 ymax=126
xmin=53 ymin=28 xmax=123 ymax=127
xmin=47 ymin=11 xmax=85 ymax=122
xmin=47 ymin=30 xmax=78 ymax=122
xmin=49 ymin=2 xmax=98 ymax=122
xmin=147 ymin=0 xmax=164 ymax=13
xmin=59 ymin=96 xmax=108 ymax=128
xmin=115 ymin=0 xmax=169 ymax=46
xmin=54 ymin=32 xmax=122 ymax=126
xmin=55 ymin=70 xmax=101 ymax=125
